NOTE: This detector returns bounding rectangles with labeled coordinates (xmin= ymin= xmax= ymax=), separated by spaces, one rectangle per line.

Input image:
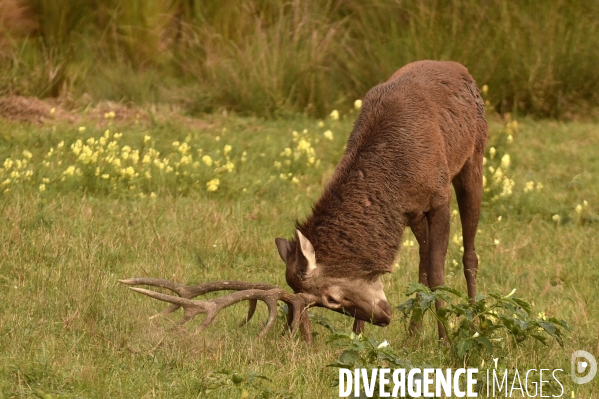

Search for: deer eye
xmin=326 ymin=295 xmax=341 ymax=306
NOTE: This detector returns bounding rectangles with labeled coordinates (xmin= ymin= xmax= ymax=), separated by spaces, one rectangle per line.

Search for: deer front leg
xmin=408 ymin=214 xmax=429 ymax=334
xmin=427 ymin=201 xmax=451 ymax=342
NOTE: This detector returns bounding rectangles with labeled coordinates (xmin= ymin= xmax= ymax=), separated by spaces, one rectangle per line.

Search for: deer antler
xmin=119 ymin=278 xmax=313 ymax=343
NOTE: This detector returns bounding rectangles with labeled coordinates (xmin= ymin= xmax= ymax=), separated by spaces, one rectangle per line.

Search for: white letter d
xmin=339 ymin=369 xmax=352 ymax=397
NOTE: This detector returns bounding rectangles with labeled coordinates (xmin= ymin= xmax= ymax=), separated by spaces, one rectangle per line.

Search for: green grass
xmin=0 ymin=110 xmax=598 ymax=397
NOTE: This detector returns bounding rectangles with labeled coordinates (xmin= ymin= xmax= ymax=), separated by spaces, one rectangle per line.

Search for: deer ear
xmin=296 ymin=229 xmax=317 ymax=275
xmin=275 ymin=238 xmax=291 ymax=263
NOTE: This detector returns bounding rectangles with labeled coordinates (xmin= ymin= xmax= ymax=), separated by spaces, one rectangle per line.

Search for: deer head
xmin=275 ymin=230 xmax=392 ymax=327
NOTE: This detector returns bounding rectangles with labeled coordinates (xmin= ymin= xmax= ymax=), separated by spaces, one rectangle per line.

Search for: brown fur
xmin=276 ymin=60 xmax=487 ymax=334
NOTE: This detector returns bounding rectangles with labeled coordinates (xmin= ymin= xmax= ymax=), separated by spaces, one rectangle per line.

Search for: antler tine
xmin=119 ymin=278 xmax=278 ymax=322
xmin=239 ymin=299 xmax=258 ymax=327
xmin=125 ymin=282 xmax=311 ymax=340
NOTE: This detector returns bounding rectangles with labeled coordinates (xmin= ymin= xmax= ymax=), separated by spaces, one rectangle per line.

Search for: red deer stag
xmin=121 ymin=60 xmax=488 ymax=343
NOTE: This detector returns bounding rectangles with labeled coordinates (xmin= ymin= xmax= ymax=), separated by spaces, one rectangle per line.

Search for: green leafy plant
xmin=314 ymin=315 xmax=427 ymax=399
xmin=397 ymin=283 xmax=570 ymax=359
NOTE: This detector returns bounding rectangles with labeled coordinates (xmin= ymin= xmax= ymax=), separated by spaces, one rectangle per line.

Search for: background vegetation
xmin=1 ymin=0 xmax=599 ymax=118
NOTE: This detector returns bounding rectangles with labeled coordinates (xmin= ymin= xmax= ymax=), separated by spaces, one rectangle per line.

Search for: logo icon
xmin=571 ymin=350 xmax=597 ymax=384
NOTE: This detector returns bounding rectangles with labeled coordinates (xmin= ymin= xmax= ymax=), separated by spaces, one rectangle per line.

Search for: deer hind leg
xmin=453 ymin=157 xmax=483 ymax=303
xmin=408 ymin=214 xmax=430 ymax=334
xmin=427 ymin=198 xmax=452 ymax=341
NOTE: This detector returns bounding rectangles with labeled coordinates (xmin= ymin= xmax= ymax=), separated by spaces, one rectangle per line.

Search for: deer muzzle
xmin=371 ymin=299 xmax=392 ymax=327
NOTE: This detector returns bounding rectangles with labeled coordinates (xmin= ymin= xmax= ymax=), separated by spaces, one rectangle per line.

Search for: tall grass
xmin=1 ymin=0 xmax=599 ymax=118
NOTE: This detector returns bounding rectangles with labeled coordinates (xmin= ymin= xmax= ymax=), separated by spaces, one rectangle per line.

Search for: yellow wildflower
xmin=354 ymin=99 xmax=363 ymax=110
xmin=78 ymin=126 xmax=86 ymax=132
xmin=223 ymin=145 xmax=232 ymax=156
xmin=489 ymin=147 xmax=496 ymax=159
xmin=330 ymin=110 xmax=339 ymax=120
xmin=154 ymin=160 xmax=165 ymax=170
xmin=493 ymin=167 xmax=503 ymax=184
xmin=524 ymin=181 xmax=535 ymax=193
xmin=107 ymin=141 xmax=118 ymax=151
xmin=501 ymin=154 xmax=510 ymax=169
xmin=318 ymin=121 xmax=325 ymax=128
xmin=178 ymin=143 xmax=190 ymax=154
xmin=63 ymin=166 xmax=76 ymax=176
xmin=452 ymin=234 xmax=461 ymax=244
xmin=324 ymin=130 xmax=334 ymax=141
xmin=481 ymin=85 xmax=489 ymax=95
xmin=120 ymin=166 xmax=136 ymax=178
xmin=22 ymin=150 xmax=33 ymax=159
xmin=143 ymin=135 xmax=151 ymax=143
xmin=71 ymin=140 xmax=83 ymax=156
xmin=101 ymin=174 xmax=110 ymax=180
xmin=202 ymin=155 xmax=213 ymax=166
xmin=500 ymin=178 xmax=514 ymax=196
xmin=206 ymin=178 xmax=220 ymax=192
xmin=39 ymin=184 xmax=46 ymax=192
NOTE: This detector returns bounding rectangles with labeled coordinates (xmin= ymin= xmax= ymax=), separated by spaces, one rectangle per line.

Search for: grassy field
xmin=0 ymin=107 xmax=598 ymax=398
